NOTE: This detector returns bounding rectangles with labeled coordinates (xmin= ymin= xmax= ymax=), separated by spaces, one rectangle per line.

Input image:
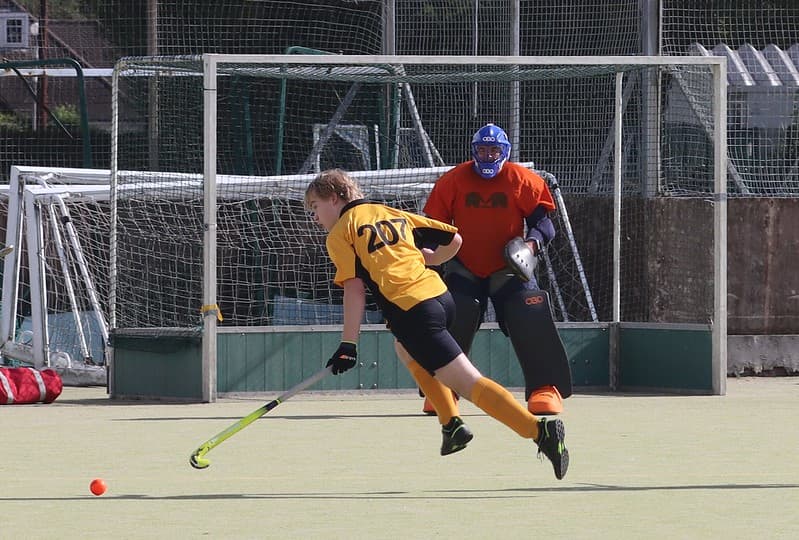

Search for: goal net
xmin=107 ymin=54 xmax=726 ymax=394
xmin=0 ymin=160 xmax=590 ymax=378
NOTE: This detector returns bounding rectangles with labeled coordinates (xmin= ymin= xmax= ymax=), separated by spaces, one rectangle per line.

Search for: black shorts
xmin=384 ymin=292 xmax=463 ymax=373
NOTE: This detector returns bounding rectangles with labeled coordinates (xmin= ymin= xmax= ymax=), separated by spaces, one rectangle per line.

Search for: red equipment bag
xmin=0 ymin=367 xmax=63 ymax=404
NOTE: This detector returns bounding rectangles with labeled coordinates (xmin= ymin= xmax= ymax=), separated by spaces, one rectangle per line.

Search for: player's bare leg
xmin=395 ymin=341 xmax=473 ymax=455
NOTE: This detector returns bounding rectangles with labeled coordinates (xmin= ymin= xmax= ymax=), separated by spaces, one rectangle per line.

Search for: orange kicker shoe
xmin=422 ymin=391 xmax=460 ymax=416
xmin=527 ymin=385 xmax=564 ymax=415
xmin=422 ymin=397 xmax=437 ymax=415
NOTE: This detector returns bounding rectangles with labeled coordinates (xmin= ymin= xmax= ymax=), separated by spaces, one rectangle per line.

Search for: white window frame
xmin=0 ymin=13 xmax=30 ymax=48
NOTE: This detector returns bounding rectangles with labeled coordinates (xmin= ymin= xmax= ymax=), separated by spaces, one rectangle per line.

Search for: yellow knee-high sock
xmin=406 ymin=360 xmax=459 ymax=425
xmin=471 ymin=377 xmax=539 ymax=440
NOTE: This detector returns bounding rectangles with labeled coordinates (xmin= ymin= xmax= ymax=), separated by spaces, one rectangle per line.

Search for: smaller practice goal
xmin=0 ymin=166 xmax=110 ymax=384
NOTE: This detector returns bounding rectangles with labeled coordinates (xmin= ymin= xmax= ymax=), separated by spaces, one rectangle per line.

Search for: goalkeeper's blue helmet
xmin=471 ymin=123 xmax=511 ymax=179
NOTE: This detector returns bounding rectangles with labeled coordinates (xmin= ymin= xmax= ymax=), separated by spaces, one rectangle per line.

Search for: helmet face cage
xmin=471 ymin=124 xmax=511 ymax=179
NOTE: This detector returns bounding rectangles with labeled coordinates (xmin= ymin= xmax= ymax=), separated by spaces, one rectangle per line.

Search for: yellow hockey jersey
xmin=326 ymin=200 xmax=458 ymax=312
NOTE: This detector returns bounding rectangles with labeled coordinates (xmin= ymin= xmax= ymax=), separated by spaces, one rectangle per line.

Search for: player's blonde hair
xmin=304 ymin=168 xmax=364 ymax=209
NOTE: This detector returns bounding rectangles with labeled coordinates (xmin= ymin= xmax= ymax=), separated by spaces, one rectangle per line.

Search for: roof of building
xmin=45 ymin=20 xmax=119 ymax=68
xmin=691 ymin=43 xmax=799 ymax=87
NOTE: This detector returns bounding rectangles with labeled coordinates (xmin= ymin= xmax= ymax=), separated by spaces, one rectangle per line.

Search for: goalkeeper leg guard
xmin=500 ymin=288 xmax=573 ymax=400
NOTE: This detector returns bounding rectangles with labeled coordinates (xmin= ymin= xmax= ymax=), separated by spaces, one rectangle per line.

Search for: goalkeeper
xmin=420 ymin=123 xmax=572 ymax=416
xmin=304 ymin=168 xmax=568 ymax=479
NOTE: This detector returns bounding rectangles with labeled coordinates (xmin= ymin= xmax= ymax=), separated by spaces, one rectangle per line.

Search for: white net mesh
xmin=109 ymin=56 xmax=722 ymax=336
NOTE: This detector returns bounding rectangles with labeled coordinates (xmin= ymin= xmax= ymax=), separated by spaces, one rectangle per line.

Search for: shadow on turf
xmin=112 ymin=413 xmax=481 ymax=421
xmin=3 ymin=483 xmax=799 ymax=501
xmin=53 ymin=398 xmax=195 ymax=406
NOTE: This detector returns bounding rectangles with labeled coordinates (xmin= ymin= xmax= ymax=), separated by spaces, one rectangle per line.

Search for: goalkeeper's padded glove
xmin=327 ymin=341 xmax=357 ymax=375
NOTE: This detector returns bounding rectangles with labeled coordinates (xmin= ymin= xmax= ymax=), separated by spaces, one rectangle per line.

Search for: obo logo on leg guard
xmin=525 ymin=294 xmax=545 ymax=305
xmin=502 ymin=289 xmax=573 ymax=400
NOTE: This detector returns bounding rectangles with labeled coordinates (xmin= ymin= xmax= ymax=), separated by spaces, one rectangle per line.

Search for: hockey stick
xmin=189 ymin=365 xmax=332 ymax=469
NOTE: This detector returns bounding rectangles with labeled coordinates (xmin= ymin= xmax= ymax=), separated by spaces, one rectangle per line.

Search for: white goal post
xmin=110 ymin=54 xmax=728 ymax=400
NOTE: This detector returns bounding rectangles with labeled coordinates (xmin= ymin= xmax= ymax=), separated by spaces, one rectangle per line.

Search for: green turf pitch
xmin=1 ymin=377 xmax=798 ymax=539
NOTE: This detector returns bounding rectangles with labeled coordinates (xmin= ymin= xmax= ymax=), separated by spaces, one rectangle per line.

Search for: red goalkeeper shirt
xmin=423 ymin=161 xmax=555 ymax=278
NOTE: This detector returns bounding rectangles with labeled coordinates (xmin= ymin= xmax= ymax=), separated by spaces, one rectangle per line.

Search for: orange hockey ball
xmin=90 ymin=478 xmax=107 ymax=496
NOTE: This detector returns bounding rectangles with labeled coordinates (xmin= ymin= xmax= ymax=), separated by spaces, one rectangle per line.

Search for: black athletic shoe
xmin=440 ymin=416 xmax=474 ymax=456
xmin=535 ymin=417 xmax=569 ymax=479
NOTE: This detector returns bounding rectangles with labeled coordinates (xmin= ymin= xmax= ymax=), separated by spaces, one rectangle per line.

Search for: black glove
xmin=327 ymin=341 xmax=357 ymax=375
